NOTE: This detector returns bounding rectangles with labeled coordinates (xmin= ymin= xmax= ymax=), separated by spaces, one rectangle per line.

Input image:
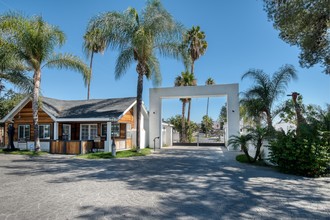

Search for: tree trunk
xmin=206 ymin=97 xmax=209 ymax=116
xmin=187 ymin=99 xmax=191 ymax=123
xmin=253 ymin=139 xmax=262 ymax=162
xmin=136 ymin=66 xmax=144 ymax=151
xmin=265 ymin=110 xmax=273 ymax=130
xmin=33 ymin=69 xmax=41 ymax=151
xmin=181 ymin=100 xmax=186 ymax=142
xmin=191 ymin=61 xmax=194 ymax=75
xmin=87 ymin=52 xmax=94 ymax=100
xmin=242 ymin=145 xmax=251 ymax=163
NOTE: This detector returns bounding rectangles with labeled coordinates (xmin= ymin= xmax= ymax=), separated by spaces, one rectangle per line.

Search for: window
xmin=18 ymin=125 xmax=30 ymax=140
xmin=80 ymin=124 xmax=98 ymax=140
xmin=39 ymin=124 xmax=51 ymax=139
xmin=62 ymin=124 xmax=71 ymax=140
xmin=101 ymin=123 xmax=122 ymax=138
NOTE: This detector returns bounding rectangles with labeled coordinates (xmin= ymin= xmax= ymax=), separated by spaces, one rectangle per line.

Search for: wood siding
xmin=12 ymin=101 xmax=54 ymax=142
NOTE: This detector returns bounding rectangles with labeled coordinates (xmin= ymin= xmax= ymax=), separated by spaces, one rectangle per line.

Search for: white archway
xmin=149 ymin=83 xmax=239 ymax=150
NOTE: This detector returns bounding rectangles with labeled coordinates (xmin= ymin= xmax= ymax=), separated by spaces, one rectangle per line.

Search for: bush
xmin=269 ymin=127 xmax=330 ymax=177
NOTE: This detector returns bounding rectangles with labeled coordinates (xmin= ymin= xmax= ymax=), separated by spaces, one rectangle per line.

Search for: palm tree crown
xmin=83 ymin=28 xmax=107 ymax=100
xmin=241 ymin=64 xmax=297 ymax=129
xmin=183 ymin=26 xmax=207 ymax=74
xmin=0 ymin=12 xmax=90 ymax=150
xmin=87 ymin=0 xmax=184 ymax=149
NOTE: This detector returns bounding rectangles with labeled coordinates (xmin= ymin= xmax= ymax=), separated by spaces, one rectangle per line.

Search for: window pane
xmin=111 ymin=123 xmax=120 ymax=137
xmin=44 ymin=125 xmax=50 ymax=139
xmin=81 ymin=125 xmax=89 ymax=140
xmin=90 ymin=125 xmax=98 ymax=139
xmin=25 ymin=125 xmax=30 ymax=139
xmin=101 ymin=124 xmax=107 ymax=136
xmin=18 ymin=126 xmax=24 ymax=139
xmin=39 ymin=125 xmax=44 ymax=139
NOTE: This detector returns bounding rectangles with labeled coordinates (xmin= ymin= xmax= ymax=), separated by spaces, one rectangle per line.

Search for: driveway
xmin=0 ymin=146 xmax=329 ymax=220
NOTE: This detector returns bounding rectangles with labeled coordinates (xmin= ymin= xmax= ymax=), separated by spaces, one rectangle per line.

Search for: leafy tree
xmin=174 ymin=71 xmax=196 ymax=142
xmin=201 ymin=115 xmax=213 ymax=137
xmin=263 ymin=0 xmax=330 ymax=74
xmin=241 ymin=64 xmax=297 ymax=129
xmin=0 ymin=89 xmax=24 ymax=119
xmin=0 ymin=13 xmax=90 ymax=151
xmin=87 ymin=0 xmax=184 ymax=150
xmin=167 ymin=115 xmax=198 ymax=143
xmin=83 ymin=28 xmax=107 ymax=100
xmin=205 ymin=77 xmax=215 ymax=116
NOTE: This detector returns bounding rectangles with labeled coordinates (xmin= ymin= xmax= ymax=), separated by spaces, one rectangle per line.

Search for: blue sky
xmin=1 ymin=0 xmax=329 ymax=123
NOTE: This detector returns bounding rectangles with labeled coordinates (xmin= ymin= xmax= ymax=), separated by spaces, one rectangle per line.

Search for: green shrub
xmin=269 ymin=128 xmax=330 ymax=177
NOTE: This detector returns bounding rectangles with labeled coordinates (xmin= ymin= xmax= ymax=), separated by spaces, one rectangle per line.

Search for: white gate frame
xmin=149 ymin=83 xmax=240 ymax=150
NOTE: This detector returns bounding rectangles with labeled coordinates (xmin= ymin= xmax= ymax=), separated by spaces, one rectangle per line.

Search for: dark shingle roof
xmin=42 ymin=97 xmax=136 ymax=119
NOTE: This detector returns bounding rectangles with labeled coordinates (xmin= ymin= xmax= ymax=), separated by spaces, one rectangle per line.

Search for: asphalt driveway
xmin=0 ymin=146 xmax=329 ymax=219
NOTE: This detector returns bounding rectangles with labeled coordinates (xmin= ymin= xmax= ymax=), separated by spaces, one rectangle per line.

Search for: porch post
xmin=54 ymin=122 xmax=58 ymax=140
xmin=105 ymin=121 xmax=112 ymax=152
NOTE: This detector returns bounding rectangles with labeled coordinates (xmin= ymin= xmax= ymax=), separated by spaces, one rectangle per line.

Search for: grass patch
xmin=236 ymin=154 xmax=269 ymax=167
xmin=76 ymin=148 xmax=151 ymax=159
xmin=0 ymin=149 xmax=48 ymax=156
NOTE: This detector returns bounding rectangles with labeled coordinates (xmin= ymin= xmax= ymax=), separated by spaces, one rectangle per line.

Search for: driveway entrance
xmin=0 ymin=147 xmax=329 ymax=219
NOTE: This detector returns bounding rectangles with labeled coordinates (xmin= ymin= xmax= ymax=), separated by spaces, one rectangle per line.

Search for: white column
xmin=104 ymin=121 xmax=112 ymax=152
xmin=226 ymin=85 xmax=240 ymax=150
xmin=149 ymin=92 xmax=162 ymax=149
xmin=54 ymin=122 xmax=58 ymax=140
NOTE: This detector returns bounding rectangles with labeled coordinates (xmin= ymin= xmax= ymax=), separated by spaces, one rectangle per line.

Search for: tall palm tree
xmin=87 ymin=0 xmax=184 ymax=150
xmin=0 ymin=13 xmax=90 ymax=151
xmin=183 ymin=26 xmax=207 ymax=124
xmin=184 ymin=26 xmax=207 ymax=75
xmin=241 ymin=64 xmax=297 ymax=129
xmin=205 ymin=77 xmax=215 ymax=116
xmin=174 ymin=71 xmax=196 ymax=142
xmin=83 ymin=28 xmax=107 ymax=100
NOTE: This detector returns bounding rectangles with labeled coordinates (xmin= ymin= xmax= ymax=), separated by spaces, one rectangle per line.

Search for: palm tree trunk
xmin=87 ymin=51 xmax=94 ymax=100
xmin=181 ymin=100 xmax=186 ymax=142
xmin=191 ymin=61 xmax=194 ymax=75
xmin=33 ymin=69 xmax=41 ymax=151
xmin=265 ymin=110 xmax=273 ymax=130
xmin=136 ymin=72 xmax=144 ymax=151
xmin=187 ymin=99 xmax=191 ymax=123
xmin=206 ymin=97 xmax=209 ymax=116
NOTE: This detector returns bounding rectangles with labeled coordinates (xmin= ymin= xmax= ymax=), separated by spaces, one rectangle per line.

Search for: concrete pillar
xmin=149 ymin=92 xmax=162 ymax=149
xmin=226 ymin=85 xmax=240 ymax=150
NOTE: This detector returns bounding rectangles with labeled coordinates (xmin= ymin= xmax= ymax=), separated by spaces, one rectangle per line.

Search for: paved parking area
xmin=0 ymin=146 xmax=329 ymax=219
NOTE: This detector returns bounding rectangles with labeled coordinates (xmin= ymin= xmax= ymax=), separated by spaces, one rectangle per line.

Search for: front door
xmin=63 ymin=124 xmax=71 ymax=140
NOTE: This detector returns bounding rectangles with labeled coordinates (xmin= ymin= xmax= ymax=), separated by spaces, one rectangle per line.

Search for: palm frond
xmin=114 ymin=47 xmax=135 ymax=80
xmin=43 ymin=53 xmax=90 ymax=86
xmin=147 ymin=54 xmax=161 ymax=86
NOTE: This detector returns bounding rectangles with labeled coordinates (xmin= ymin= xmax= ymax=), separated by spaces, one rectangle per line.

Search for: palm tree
xmin=83 ymin=28 xmax=107 ymax=100
xmin=184 ymin=26 xmax=207 ymax=75
xmin=205 ymin=77 xmax=215 ymax=116
xmin=0 ymin=13 xmax=90 ymax=151
xmin=87 ymin=0 xmax=183 ymax=150
xmin=228 ymin=133 xmax=253 ymax=163
xmin=241 ymin=64 xmax=297 ymax=129
xmin=183 ymin=26 xmax=207 ymax=125
xmin=174 ymin=71 xmax=196 ymax=142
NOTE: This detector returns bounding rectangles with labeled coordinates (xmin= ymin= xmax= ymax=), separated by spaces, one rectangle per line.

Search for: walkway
xmin=0 ymin=146 xmax=329 ymax=219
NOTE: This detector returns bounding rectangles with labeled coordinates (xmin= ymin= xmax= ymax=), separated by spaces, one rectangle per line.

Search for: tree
xmin=174 ymin=71 xmax=196 ymax=142
xmin=263 ymin=0 xmax=330 ymax=74
xmin=201 ymin=115 xmax=213 ymax=137
xmin=83 ymin=28 xmax=107 ymax=100
xmin=0 ymin=89 xmax=24 ymax=119
xmin=182 ymin=26 xmax=207 ymax=125
xmin=205 ymin=77 xmax=215 ymax=116
xmin=87 ymin=0 xmax=183 ymax=150
xmin=167 ymin=115 xmax=199 ymax=143
xmin=247 ymin=126 xmax=269 ymax=162
xmin=0 ymin=13 xmax=90 ymax=151
xmin=228 ymin=134 xmax=253 ymax=162
xmin=241 ymin=64 xmax=297 ymax=129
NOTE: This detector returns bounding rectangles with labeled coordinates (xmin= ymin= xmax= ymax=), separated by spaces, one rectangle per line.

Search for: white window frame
xmin=38 ymin=124 xmax=51 ymax=139
xmin=62 ymin=124 xmax=71 ymax=141
xmin=18 ymin=124 xmax=30 ymax=140
xmin=80 ymin=124 xmax=98 ymax=140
